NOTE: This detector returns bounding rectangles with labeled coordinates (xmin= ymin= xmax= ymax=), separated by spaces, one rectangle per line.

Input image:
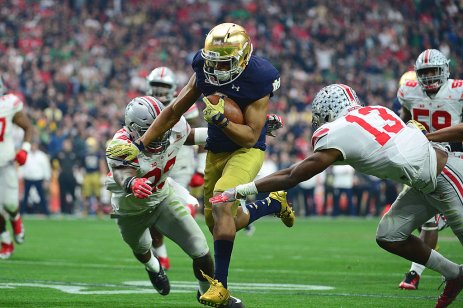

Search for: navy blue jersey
xmin=192 ymin=51 xmax=280 ymax=153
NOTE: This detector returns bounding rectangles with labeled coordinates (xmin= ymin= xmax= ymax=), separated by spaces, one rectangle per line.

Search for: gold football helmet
xmin=399 ymin=70 xmax=417 ymax=87
xmin=201 ymin=23 xmax=253 ymax=86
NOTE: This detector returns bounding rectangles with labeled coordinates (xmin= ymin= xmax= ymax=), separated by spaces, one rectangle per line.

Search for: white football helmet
xmin=312 ymin=84 xmax=362 ymax=128
xmin=124 ymin=96 xmax=171 ymax=154
xmin=414 ymin=49 xmax=450 ymax=92
xmin=146 ymin=67 xmax=176 ymax=105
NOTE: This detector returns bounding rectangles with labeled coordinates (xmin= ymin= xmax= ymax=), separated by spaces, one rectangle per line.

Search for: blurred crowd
xmin=1 ymin=0 xmax=462 ymax=216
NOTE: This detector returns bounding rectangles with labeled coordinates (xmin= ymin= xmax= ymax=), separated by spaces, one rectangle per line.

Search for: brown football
xmin=205 ymin=94 xmax=245 ymax=124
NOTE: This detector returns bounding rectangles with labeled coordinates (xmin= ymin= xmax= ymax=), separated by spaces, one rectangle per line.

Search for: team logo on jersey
xmin=232 ymin=84 xmax=240 ymax=92
xmin=272 ymin=78 xmax=281 ymax=92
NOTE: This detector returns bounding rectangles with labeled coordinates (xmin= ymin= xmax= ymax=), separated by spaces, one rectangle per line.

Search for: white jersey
xmin=0 ymin=94 xmax=23 ymax=167
xmin=398 ymin=79 xmax=463 ymax=132
xmin=312 ymin=106 xmax=437 ymax=193
xmin=105 ymin=116 xmax=191 ymax=215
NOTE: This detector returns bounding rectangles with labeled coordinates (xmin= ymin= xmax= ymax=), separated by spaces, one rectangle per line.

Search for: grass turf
xmin=0 ymin=216 xmax=462 ymax=307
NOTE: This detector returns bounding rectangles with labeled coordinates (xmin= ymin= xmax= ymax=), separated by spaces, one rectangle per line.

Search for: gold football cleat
xmin=269 ymin=191 xmax=295 ymax=228
xmin=199 ymin=270 xmax=230 ymax=307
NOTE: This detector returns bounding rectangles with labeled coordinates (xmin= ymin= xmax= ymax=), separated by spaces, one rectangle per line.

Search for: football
xmin=206 ymin=93 xmax=245 ymax=124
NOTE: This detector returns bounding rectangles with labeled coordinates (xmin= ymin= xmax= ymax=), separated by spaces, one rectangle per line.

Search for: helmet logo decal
xmin=423 ymin=49 xmax=430 ymax=64
xmin=338 ymin=84 xmax=356 ymax=102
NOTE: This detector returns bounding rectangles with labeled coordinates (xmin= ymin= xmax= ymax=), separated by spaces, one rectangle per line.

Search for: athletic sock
xmin=198 ymin=280 xmax=210 ymax=294
xmin=245 ymin=196 xmax=281 ymax=224
xmin=153 ymin=243 xmax=168 ymax=258
xmin=425 ymin=249 xmax=460 ymax=279
xmin=214 ymin=240 xmax=233 ymax=288
xmin=144 ymin=253 xmax=161 ymax=273
xmin=410 ymin=262 xmax=426 ymax=276
xmin=0 ymin=231 xmax=12 ymax=244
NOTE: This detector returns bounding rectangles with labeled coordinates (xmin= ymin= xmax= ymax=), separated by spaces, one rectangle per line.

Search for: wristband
xmin=22 ymin=142 xmax=31 ymax=152
xmin=235 ymin=182 xmax=258 ymax=196
xmin=194 ymin=128 xmax=208 ymax=145
xmin=123 ymin=176 xmax=136 ymax=193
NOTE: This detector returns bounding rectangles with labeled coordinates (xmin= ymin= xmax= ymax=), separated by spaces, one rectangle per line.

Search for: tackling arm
xmin=426 ymin=124 xmax=463 ymax=143
xmin=221 ymin=95 xmax=269 ymax=148
xmin=140 ymin=73 xmax=202 ymax=147
xmin=253 ymin=149 xmax=342 ymax=193
xmin=210 ymin=148 xmax=342 ymax=204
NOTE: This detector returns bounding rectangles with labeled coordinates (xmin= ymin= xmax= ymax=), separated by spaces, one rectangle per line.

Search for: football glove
xmin=124 ymin=177 xmax=152 ymax=199
xmin=106 ymin=139 xmax=145 ymax=162
xmin=189 ymin=172 xmax=205 ymax=188
xmin=209 ymin=188 xmax=238 ymax=205
xmin=15 ymin=150 xmax=28 ymax=166
xmin=15 ymin=142 xmax=31 ymax=166
xmin=266 ymin=114 xmax=284 ymax=137
xmin=407 ymin=120 xmax=428 ymax=134
xmin=203 ymin=96 xmax=229 ymax=128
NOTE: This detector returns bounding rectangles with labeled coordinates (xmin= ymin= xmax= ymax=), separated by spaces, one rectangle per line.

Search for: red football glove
xmin=189 ymin=172 xmax=205 ymax=188
xmin=130 ymin=178 xmax=153 ymax=199
xmin=15 ymin=150 xmax=28 ymax=166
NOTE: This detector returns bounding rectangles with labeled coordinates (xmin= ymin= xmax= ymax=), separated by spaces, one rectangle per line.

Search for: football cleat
xmin=197 ymin=290 xmax=244 ymax=308
xmin=11 ymin=216 xmax=25 ymax=244
xmin=0 ymin=242 xmax=14 ymax=259
xmin=399 ymin=270 xmax=420 ymax=290
xmin=199 ymin=270 xmax=230 ymax=307
xmin=269 ymin=191 xmax=295 ymax=228
xmin=435 ymin=266 xmax=463 ymax=308
xmin=158 ymin=256 xmax=171 ymax=271
xmin=145 ymin=266 xmax=170 ymax=296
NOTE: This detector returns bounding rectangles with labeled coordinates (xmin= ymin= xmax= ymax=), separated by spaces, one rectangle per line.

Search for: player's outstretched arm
xmin=427 ymin=123 xmax=463 ymax=143
xmin=210 ymin=149 xmax=341 ymax=204
xmin=221 ymin=95 xmax=269 ymax=148
xmin=140 ymin=73 xmax=202 ymax=147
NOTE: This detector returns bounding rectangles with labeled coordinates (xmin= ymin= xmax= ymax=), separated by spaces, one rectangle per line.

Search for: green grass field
xmin=0 ymin=216 xmax=462 ymax=307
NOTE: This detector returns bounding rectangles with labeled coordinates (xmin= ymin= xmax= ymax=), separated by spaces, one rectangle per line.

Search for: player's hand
xmin=266 ymin=114 xmax=284 ymax=137
xmin=106 ymin=140 xmax=144 ymax=161
xmin=209 ymin=188 xmax=240 ymax=205
xmin=189 ymin=172 xmax=205 ymax=188
xmin=203 ymin=96 xmax=228 ymax=127
xmin=130 ymin=178 xmax=153 ymax=199
xmin=15 ymin=150 xmax=28 ymax=166
xmin=407 ymin=120 xmax=428 ymax=134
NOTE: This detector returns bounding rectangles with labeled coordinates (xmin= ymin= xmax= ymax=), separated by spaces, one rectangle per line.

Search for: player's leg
xmin=116 ymin=212 xmax=169 ymax=295
xmin=1 ymin=164 xmax=24 ymax=244
xmin=149 ymin=226 xmax=170 ymax=271
xmin=378 ymin=160 xmax=463 ymax=307
xmin=154 ymin=189 xmax=218 ymax=302
xmin=0 ymin=213 xmax=14 ymax=259
xmin=230 ymin=149 xmax=294 ymax=231
xmin=400 ymin=217 xmax=438 ymax=290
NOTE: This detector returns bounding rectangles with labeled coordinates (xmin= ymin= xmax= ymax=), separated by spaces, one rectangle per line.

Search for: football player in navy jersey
xmin=107 ymin=23 xmax=294 ymax=307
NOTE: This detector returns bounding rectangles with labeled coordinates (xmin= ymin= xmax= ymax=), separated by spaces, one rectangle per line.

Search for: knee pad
xmin=3 ymin=203 xmax=18 ymax=214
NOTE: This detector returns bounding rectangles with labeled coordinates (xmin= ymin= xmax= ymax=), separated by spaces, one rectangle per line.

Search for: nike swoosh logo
xmin=230 ymin=296 xmax=242 ymax=303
